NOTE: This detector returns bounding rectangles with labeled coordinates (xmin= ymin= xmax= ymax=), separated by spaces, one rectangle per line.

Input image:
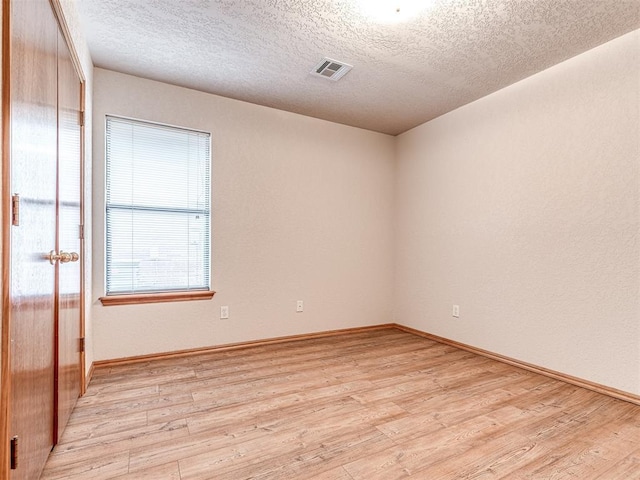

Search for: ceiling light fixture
xmin=358 ymin=0 xmax=431 ymax=23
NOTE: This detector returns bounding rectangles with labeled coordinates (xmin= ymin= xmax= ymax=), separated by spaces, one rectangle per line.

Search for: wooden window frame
xmin=99 ymin=290 xmax=215 ymax=306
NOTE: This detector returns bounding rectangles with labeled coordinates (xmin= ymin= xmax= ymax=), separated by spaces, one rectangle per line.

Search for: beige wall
xmin=91 ymin=69 xmax=396 ymax=360
xmin=92 ymin=30 xmax=639 ymax=396
xmin=395 ymin=29 xmax=640 ymax=395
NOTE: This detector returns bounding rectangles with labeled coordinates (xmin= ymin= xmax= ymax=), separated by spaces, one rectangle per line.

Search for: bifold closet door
xmin=7 ymin=0 xmax=83 ymax=477
xmin=8 ymin=0 xmax=58 ymax=478
xmin=54 ymin=27 xmax=82 ymax=442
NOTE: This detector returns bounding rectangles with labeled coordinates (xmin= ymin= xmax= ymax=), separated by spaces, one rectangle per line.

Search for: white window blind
xmin=105 ymin=116 xmax=211 ymax=295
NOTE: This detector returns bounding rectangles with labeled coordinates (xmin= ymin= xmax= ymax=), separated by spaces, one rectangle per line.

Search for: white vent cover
xmin=310 ymin=57 xmax=353 ymax=81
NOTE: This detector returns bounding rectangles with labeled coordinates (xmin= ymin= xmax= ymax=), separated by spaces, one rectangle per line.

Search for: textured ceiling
xmin=76 ymin=0 xmax=640 ymax=135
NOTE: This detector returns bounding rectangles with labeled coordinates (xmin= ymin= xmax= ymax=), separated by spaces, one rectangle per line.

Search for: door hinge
xmin=10 ymin=436 xmax=18 ymax=470
xmin=79 ymin=110 xmax=85 ymax=126
xmin=11 ymin=194 xmax=20 ymax=226
xmin=79 ymin=224 xmax=84 ymax=239
xmin=79 ymin=337 xmax=85 ymax=353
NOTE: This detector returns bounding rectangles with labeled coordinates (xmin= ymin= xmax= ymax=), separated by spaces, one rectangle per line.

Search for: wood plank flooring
xmin=41 ymin=329 xmax=640 ymax=479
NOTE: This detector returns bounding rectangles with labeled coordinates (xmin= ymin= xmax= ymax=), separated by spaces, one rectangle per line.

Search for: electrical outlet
xmin=296 ymin=300 xmax=304 ymax=313
xmin=220 ymin=305 xmax=229 ymax=319
xmin=452 ymin=304 xmax=460 ymax=318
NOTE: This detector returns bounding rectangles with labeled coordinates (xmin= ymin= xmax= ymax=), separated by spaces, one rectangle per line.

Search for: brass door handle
xmin=48 ymin=250 xmax=79 ymax=264
xmin=48 ymin=250 xmax=61 ymax=264
xmin=59 ymin=251 xmax=79 ymax=263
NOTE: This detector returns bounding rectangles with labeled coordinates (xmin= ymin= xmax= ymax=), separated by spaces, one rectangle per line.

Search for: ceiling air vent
xmin=310 ymin=57 xmax=353 ymax=81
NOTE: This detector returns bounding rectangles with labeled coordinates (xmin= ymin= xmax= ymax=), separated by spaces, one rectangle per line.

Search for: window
xmin=103 ymin=116 xmax=212 ymax=301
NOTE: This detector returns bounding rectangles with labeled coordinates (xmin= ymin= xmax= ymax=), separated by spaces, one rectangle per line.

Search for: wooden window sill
xmin=99 ymin=290 xmax=215 ymax=306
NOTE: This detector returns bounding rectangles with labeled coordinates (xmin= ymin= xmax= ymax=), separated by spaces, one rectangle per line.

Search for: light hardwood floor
xmin=41 ymin=328 xmax=640 ymax=479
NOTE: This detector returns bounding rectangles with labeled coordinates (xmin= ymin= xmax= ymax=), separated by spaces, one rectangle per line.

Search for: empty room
xmin=1 ymin=0 xmax=639 ymax=479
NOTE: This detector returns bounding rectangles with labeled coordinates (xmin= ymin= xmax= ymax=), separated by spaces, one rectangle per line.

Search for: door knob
xmin=48 ymin=250 xmax=79 ymax=264
xmin=48 ymin=250 xmax=61 ymax=264
xmin=59 ymin=251 xmax=79 ymax=263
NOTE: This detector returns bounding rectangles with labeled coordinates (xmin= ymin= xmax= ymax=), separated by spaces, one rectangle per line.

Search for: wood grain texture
xmin=93 ymin=324 xmax=396 ymax=368
xmin=1 ymin=1 xmax=12 ymax=476
xmin=99 ymin=290 xmax=215 ymax=306
xmin=48 ymin=0 xmax=86 ymax=83
xmin=78 ymin=81 xmax=86 ymax=396
xmin=8 ymin=0 xmax=59 ymax=477
xmin=49 ymin=0 xmax=88 ymax=398
xmin=54 ymin=25 xmax=82 ymax=443
xmin=2 ymin=1 xmax=85 ymax=477
xmin=41 ymin=328 xmax=640 ymax=479
xmin=394 ymin=324 xmax=640 ymax=406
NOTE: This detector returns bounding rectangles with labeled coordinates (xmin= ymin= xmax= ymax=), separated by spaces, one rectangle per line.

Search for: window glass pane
xmin=105 ymin=116 xmax=211 ymax=294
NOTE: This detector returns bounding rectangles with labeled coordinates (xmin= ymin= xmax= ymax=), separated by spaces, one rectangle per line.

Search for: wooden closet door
xmin=54 ymin=28 xmax=82 ymax=442
xmin=8 ymin=0 xmax=58 ymax=478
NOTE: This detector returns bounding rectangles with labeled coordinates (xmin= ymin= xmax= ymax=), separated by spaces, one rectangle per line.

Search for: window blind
xmin=105 ymin=116 xmax=211 ymax=295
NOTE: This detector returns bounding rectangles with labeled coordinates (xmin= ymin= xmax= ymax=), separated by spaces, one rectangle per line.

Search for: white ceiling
xmin=76 ymin=0 xmax=640 ymax=135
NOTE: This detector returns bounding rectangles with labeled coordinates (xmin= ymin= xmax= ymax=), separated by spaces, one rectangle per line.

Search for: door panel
xmin=55 ymin=28 xmax=82 ymax=442
xmin=9 ymin=0 xmax=58 ymax=478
